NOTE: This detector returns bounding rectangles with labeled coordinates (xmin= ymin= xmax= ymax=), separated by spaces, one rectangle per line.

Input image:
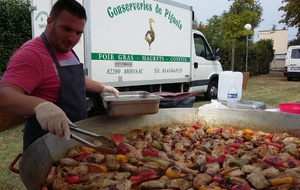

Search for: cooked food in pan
xmin=42 ymin=124 xmax=300 ymax=190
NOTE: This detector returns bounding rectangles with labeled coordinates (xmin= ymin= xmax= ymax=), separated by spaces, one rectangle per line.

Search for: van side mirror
xmin=213 ymin=48 xmax=221 ymax=60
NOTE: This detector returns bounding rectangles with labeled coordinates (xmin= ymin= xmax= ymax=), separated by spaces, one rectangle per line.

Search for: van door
xmin=190 ymin=32 xmax=222 ymax=98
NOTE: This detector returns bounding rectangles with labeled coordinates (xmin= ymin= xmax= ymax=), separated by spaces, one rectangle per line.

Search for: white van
xmin=284 ymin=45 xmax=300 ymax=81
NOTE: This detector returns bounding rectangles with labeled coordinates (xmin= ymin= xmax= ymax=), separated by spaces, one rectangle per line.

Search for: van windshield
xmin=291 ymin=49 xmax=300 ymax=59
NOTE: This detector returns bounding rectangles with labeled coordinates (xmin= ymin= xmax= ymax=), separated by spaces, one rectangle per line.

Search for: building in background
xmin=258 ymin=28 xmax=288 ymax=70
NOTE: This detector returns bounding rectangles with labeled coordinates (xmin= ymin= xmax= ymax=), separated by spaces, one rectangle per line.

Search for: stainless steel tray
xmin=101 ymin=91 xmax=162 ymax=116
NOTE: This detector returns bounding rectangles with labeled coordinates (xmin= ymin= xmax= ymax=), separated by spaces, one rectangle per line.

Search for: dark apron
xmin=23 ymin=33 xmax=87 ymax=151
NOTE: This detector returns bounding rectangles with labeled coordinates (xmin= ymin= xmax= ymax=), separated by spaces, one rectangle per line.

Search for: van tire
xmin=287 ymin=77 xmax=293 ymax=81
xmin=205 ymin=80 xmax=218 ymax=100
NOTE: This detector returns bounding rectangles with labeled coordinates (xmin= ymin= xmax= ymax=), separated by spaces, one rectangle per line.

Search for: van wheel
xmin=205 ymin=80 xmax=218 ymax=100
xmin=287 ymin=77 xmax=292 ymax=81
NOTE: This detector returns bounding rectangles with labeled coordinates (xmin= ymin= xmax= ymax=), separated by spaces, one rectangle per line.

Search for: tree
xmin=279 ymin=0 xmax=300 ymax=37
xmin=0 ymin=0 xmax=31 ymax=75
xmin=224 ymin=0 xmax=263 ymax=71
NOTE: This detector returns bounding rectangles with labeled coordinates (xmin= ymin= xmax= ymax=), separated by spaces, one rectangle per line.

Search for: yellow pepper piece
xmin=178 ymin=159 xmax=193 ymax=168
xmin=89 ymin=164 xmax=107 ymax=173
xmin=205 ymin=128 xmax=213 ymax=135
xmin=115 ymin=155 xmax=128 ymax=163
xmin=165 ymin=166 xmax=181 ymax=179
xmin=199 ymin=185 xmax=222 ymax=190
xmin=80 ymin=146 xmax=97 ymax=153
xmin=270 ymin=176 xmax=293 ymax=186
xmin=243 ymin=133 xmax=252 ymax=141
xmin=184 ymin=128 xmax=195 ymax=137
xmin=243 ymin=129 xmax=253 ymax=135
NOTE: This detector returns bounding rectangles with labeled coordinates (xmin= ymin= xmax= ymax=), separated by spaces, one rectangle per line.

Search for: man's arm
xmin=0 ymin=83 xmax=45 ymax=116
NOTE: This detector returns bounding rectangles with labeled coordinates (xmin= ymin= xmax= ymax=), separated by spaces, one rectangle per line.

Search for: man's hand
xmin=102 ymin=86 xmax=119 ymax=97
xmin=35 ymin=102 xmax=71 ymax=140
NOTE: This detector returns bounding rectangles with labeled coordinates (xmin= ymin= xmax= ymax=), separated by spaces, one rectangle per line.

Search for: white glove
xmin=102 ymin=86 xmax=119 ymax=97
xmin=35 ymin=102 xmax=72 ymax=140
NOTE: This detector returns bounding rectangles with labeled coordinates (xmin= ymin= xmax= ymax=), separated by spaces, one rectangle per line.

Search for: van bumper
xmin=284 ymin=71 xmax=300 ymax=78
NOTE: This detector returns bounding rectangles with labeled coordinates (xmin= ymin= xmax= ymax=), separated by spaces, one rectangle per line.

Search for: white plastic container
xmin=218 ymin=71 xmax=243 ymax=101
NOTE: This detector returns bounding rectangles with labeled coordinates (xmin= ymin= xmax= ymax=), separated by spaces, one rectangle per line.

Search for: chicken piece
xmin=90 ymin=179 xmax=126 ymax=188
xmin=205 ymin=162 xmax=220 ymax=175
xmin=190 ymin=133 xmax=199 ymax=143
xmin=282 ymin=136 xmax=298 ymax=145
xmin=169 ymin=149 xmax=185 ymax=161
xmin=166 ymin=178 xmax=193 ymax=190
xmin=261 ymin=167 xmax=280 ymax=179
xmin=123 ymin=142 xmax=136 ymax=152
xmin=229 ymin=176 xmax=250 ymax=186
xmin=211 ymin=142 xmax=226 ymax=158
xmin=83 ymin=153 xmax=105 ymax=163
xmin=184 ymin=149 xmax=196 ymax=160
xmin=194 ymin=154 xmax=207 ymax=166
xmin=69 ymin=164 xmax=89 ymax=176
xmin=241 ymin=164 xmax=256 ymax=174
xmin=113 ymin=171 xmax=131 ymax=180
xmin=143 ymin=130 xmax=153 ymax=143
xmin=139 ymin=180 xmax=166 ymax=189
xmin=272 ymin=133 xmax=290 ymax=142
xmin=52 ymin=177 xmax=68 ymax=190
xmin=221 ymin=129 xmax=232 ymax=139
xmin=195 ymin=128 xmax=205 ymax=138
xmin=285 ymin=168 xmax=300 ymax=179
xmin=126 ymin=148 xmax=144 ymax=163
xmin=121 ymin=163 xmax=139 ymax=175
xmin=151 ymin=129 xmax=163 ymax=140
xmin=227 ymin=169 xmax=244 ymax=177
xmin=82 ymin=172 xmax=114 ymax=181
xmin=102 ymin=160 xmax=120 ymax=171
xmin=240 ymin=150 xmax=257 ymax=161
xmin=157 ymin=151 xmax=172 ymax=161
xmin=175 ymin=161 xmax=199 ymax=175
xmin=247 ymin=171 xmax=270 ymax=189
xmin=105 ymin=154 xmax=117 ymax=162
xmin=133 ymin=140 xmax=148 ymax=149
xmin=59 ymin=157 xmax=78 ymax=166
xmin=193 ymin=173 xmax=212 ymax=189
xmin=116 ymin=179 xmax=132 ymax=190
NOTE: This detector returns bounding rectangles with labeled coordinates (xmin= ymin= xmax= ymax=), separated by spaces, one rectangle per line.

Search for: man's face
xmin=47 ymin=10 xmax=85 ymax=52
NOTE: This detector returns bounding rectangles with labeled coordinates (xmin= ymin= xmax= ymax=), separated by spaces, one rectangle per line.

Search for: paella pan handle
xmin=9 ymin=153 xmax=22 ymax=174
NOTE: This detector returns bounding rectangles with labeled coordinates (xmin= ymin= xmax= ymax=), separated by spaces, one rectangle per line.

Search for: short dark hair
xmin=50 ymin=0 xmax=87 ymax=21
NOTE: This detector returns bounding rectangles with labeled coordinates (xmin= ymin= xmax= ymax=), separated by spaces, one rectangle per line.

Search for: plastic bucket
xmin=217 ymin=71 xmax=243 ymax=101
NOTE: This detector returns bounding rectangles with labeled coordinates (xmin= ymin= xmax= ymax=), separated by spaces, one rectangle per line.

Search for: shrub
xmin=0 ymin=0 xmax=31 ymax=75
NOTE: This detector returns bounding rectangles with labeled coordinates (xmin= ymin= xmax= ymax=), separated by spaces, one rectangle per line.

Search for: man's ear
xmin=47 ymin=17 xmax=53 ymax=26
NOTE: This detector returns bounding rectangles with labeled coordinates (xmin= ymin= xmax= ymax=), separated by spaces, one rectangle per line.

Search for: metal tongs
xmin=69 ymin=125 xmax=117 ymax=154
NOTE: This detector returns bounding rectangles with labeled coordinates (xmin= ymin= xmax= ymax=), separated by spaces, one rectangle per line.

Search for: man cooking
xmin=0 ymin=0 xmax=119 ymax=151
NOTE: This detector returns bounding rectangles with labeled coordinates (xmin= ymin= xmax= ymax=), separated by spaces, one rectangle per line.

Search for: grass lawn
xmin=1 ymin=70 xmax=300 ymax=189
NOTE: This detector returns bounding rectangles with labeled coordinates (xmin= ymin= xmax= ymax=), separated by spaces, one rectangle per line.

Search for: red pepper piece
xmin=215 ymin=155 xmax=226 ymax=164
xmin=216 ymin=128 xmax=223 ymax=134
xmin=265 ymin=133 xmax=273 ymax=139
xmin=230 ymin=184 xmax=251 ymax=190
xmin=192 ymin=124 xmax=201 ymax=130
xmin=263 ymin=156 xmax=284 ymax=167
xmin=287 ymin=157 xmax=300 ymax=167
xmin=206 ymin=154 xmax=226 ymax=164
xmin=230 ymin=143 xmax=241 ymax=148
xmin=130 ymin=170 xmax=160 ymax=186
xmin=142 ymin=148 xmax=158 ymax=157
xmin=74 ymin=151 xmax=91 ymax=161
xmin=235 ymin=138 xmax=244 ymax=144
xmin=267 ymin=142 xmax=284 ymax=149
xmin=64 ymin=173 xmax=82 ymax=184
xmin=212 ymin=174 xmax=222 ymax=183
xmin=111 ymin=134 xmax=123 ymax=143
xmin=223 ymin=146 xmax=237 ymax=155
xmin=117 ymin=142 xmax=128 ymax=155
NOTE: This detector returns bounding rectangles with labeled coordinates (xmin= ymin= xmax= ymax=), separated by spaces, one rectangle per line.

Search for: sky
xmin=172 ymin=0 xmax=298 ymax=42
